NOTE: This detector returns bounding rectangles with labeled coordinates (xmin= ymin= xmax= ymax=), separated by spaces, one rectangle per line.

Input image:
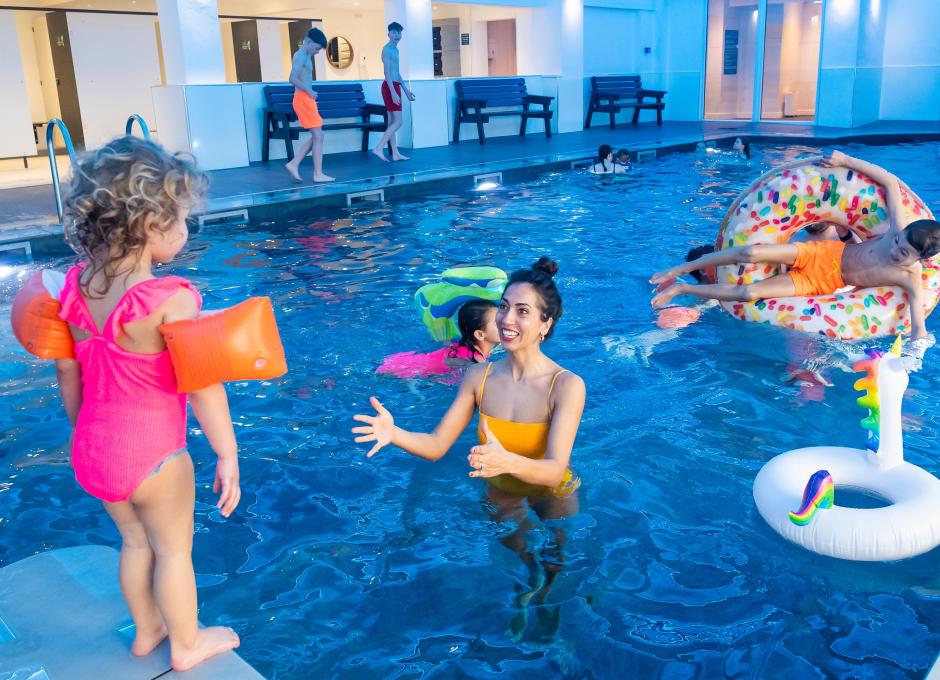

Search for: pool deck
xmin=1 ymin=118 xmax=939 ymax=246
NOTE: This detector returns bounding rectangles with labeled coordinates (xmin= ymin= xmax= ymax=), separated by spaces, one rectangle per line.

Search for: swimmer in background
xmin=590 ymin=144 xmax=615 ymax=174
xmin=732 ymin=137 xmax=751 ymax=160
xmin=614 ymin=148 xmax=632 ymax=173
xmin=377 ymin=299 xmax=500 ymax=378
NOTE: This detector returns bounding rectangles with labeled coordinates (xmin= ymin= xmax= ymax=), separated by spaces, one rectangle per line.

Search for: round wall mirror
xmin=327 ymin=36 xmax=354 ymax=69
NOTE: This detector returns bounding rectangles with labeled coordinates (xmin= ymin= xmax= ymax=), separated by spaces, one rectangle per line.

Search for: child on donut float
xmin=651 ymin=151 xmax=940 ymax=342
xmin=55 ymin=136 xmax=240 ymax=670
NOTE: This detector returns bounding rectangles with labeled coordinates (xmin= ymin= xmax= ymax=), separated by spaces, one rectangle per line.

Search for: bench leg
xmin=584 ymin=95 xmax=594 ymax=129
xmin=361 ymin=127 xmax=369 ymax=153
xmin=632 ymin=107 xmax=641 ymax=125
xmin=284 ymin=129 xmax=295 ymax=162
xmin=262 ymin=117 xmax=270 ymax=163
xmin=474 ymin=103 xmax=485 ymax=144
xmin=657 ymin=108 xmax=663 ymax=126
xmin=520 ymin=114 xmax=528 ymax=137
xmin=609 ymin=106 xmax=616 ymax=130
xmin=545 ymin=114 xmax=551 ymax=138
xmin=453 ymin=110 xmax=461 ymax=143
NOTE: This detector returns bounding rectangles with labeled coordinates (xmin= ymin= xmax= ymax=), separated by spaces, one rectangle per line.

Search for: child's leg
xmin=651 ymin=243 xmax=799 ymax=284
xmin=653 ymin=272 xmax=797 ymax=307
xmin=131 ymin=452 xmax=239 ymax=671
xmin=103 ymin=500 xmax=166 ymax=656
xmin=284 ymin=133 xmax=314 ymax=182
xmin=310 ymin=128 xmax=334 ymax=182
xmin=372 ymin=112 xmax=401 ymax=161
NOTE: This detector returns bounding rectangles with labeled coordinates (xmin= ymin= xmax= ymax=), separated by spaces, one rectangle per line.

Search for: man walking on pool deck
xmin=285 ymin=28 xmax=334 ymax=183
xmin=372 ymin=21 xmax=416 ymax=162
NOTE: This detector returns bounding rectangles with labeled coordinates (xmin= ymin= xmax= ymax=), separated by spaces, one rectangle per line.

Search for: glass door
xmin=704 ymin=0 xmax=822 ymax=123
xmin=704 ymin=0 xmax=759 ymax=120
xmin=760 ymin=0 xmax=822 ymax=121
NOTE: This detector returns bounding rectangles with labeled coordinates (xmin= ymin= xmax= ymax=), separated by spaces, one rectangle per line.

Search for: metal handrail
xmin=125 ymin=114 xmax=152 ymax=140
xmin=46 ymin=119 xmax=78 ymax=223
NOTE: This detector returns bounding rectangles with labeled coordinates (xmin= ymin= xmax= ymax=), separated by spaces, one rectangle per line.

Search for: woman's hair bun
xmin=531 ymin=256 xmax=558 ymax=278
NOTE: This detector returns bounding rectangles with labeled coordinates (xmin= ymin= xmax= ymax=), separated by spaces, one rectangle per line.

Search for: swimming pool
xmin=2 ymin=141 xmax=940 ymax=678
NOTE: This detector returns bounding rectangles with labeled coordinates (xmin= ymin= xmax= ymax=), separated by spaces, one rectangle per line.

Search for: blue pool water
xmin=2 ymin=142 xmax=940 ymax=678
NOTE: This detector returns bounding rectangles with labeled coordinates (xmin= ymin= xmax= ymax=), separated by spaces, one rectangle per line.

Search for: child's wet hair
xmin=63 ymin=135 xmax=207 ymax=297
xmin=616 ymin=148 xmax=630 ymax=161
xmin=452 ymin=299 xmax=497 ymax=360
xmin=686 ymin=244 xmax=715 ymax=283
xmin=505 ymin=257 xmax=562 ymax=340
xmin=905 ymin=219 xmax=940 ymax=259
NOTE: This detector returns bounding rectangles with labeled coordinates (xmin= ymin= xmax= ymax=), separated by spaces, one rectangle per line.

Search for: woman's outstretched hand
xmin=352 ymin=396 xmax=394 ymax=457
xmin=468 ymin=418 xmax=514 ymax=478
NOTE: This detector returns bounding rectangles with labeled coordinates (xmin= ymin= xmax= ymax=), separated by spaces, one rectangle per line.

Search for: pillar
xmin=157 ymin=0 xmax=225 ymax=84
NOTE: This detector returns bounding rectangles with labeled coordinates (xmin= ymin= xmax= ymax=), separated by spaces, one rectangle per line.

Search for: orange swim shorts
xmin=292 ymin=91 xmax=323 ymax=129
xmin=788 ymin=240 xmax=847 ymax=297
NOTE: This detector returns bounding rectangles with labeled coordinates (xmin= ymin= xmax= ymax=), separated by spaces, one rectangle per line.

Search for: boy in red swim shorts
xmin=285 ymin=28 xmax=334 ymax=183
xmin=372 ymin=21 xmax=415 ymax=163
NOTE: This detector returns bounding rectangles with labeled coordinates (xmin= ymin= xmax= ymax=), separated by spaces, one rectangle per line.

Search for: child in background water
xmin=54 ymin=136 xmax=240 ymax=671
xmin=377 ymin=299 xmax=499 ymax=378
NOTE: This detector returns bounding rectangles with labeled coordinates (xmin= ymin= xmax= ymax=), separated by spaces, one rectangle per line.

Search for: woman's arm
xmin=55 ymin=358 xmax=83 ymax=427
xmin=470 ymin=373 xmax=586 ymax=488
xmin=353 ymin=364 xmax=483 ymax=460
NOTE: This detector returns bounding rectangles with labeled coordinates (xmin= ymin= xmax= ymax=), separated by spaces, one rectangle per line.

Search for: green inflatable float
xmin=415 ymin=266 xmax=507 ymax=342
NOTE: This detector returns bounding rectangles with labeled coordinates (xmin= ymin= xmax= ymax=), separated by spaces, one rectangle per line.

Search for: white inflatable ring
xmin=753 ymin=446 xmax=940 ymax=561
xmin=716 ymin=158 xmax=939 ymax=340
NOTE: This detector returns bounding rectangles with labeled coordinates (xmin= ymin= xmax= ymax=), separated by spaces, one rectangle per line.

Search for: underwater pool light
xmin=473 ymin=172 xmax=502 ymax=190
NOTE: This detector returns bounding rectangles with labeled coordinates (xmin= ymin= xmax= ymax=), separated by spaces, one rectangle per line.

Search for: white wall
xmin=31 ymin=13 xmax=60 ymax=124
xmin=14 ymin=12 xmax=46 ymax=124
xmin=583 ymin=6 xmax=655 ymax=77
xmin=257 ymin=20 xmax=285 ymax=82
xmin=879 ymin=0 xmax=940 ymax=121
xmin=660 ymin=0 xmax=706 ymax=121
xmin=67 ymin=12 xmax=162 ymax=147
xmin=0 ymin=10 xmax=36 ymax=158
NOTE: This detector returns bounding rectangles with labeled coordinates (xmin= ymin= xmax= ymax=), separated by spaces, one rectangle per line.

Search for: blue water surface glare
xmin=2 ymin=142 xmax=940 ymax=678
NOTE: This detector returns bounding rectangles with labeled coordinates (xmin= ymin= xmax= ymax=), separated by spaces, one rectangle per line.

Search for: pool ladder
xmin=47 ymin=113 xmax=152 ymax=224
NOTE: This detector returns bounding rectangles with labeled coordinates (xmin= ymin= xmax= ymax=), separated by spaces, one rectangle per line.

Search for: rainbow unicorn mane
xmin=788 ymin=469 xmax=834 ymax=526
xmin=853 ymin=348 xmax=883 ymax=453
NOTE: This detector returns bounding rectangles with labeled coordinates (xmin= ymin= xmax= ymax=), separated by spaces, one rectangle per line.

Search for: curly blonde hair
xmin=63 ymin=136 xmax=208 ymax=297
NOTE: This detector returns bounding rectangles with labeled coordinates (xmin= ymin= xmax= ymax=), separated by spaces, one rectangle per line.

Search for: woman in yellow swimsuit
xmin=352 ymin=257 xmax=586 ymax=629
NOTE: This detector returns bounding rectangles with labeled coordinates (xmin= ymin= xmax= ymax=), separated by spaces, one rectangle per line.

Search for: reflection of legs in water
xmin=485 ymin=485 xmax=578 ymax=640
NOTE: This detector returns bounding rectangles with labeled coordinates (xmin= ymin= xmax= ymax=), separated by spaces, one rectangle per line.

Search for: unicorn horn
xmin=890 ymin=335 xmax=903 ymax=356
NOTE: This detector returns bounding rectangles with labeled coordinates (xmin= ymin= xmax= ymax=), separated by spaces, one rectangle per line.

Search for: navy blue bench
xmin=585 ymin=75 xmax=667 ymax=129
xmin=262 ymin=84 xmax=389 ymax=162
xmin=453 ymin=78 xmax=554 ymax=145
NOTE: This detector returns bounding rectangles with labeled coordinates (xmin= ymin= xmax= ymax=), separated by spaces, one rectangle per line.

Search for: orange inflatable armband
xmin=159 ymin=297 xmax=287 ymax=393
xmin=11 ymin=270 xmax=75 ymax=359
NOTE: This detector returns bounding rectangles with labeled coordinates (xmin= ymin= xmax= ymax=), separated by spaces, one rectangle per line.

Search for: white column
xmin=383 ymin=0 xmax=433 ymax=80
xmin=0 ymin=10 xmax=36 ymax=157
xmin=156 ymin=0 xmax=225 ymax=84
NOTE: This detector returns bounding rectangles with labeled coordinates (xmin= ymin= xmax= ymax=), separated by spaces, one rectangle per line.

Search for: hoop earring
xmin=538 ymin=333 xmax=544 ymax=343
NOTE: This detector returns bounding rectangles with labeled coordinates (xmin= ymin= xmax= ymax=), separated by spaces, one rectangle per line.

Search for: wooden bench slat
xmin=586 ymin=74 xmax=666 ymax=129
xmin=454 ymin=78 xmax=553 ymax=144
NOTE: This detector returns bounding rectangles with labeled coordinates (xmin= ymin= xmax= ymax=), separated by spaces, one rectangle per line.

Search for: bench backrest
xmin=590 ymin=75 xmax=645 ymax=98
xmin=264 ymin=83 xmax=373 ymax=119
xmin=455 ymin=78 xmax=528 ymax=107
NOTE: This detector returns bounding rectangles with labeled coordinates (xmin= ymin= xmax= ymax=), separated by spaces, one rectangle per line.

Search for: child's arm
xmin=55 ymin=358 xmax=83 ymax=427
xmin=903 ymin=268 xmax=928 ymax=341
xmin=163 ymin=288 xmax=241 ymax=517
xmin=469 ymin=373 xmax=585 ymax=488
xmin=352 ymin=364 xmax=481 ymax=460
xmin=824 ymin=151 xmax=906 ymax=230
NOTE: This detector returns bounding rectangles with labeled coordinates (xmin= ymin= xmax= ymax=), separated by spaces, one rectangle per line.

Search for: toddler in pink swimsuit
xmin=377 ymin=299 xmax=499 ymax=379
xmin=54 ymin=136 xmax=240 ymax=671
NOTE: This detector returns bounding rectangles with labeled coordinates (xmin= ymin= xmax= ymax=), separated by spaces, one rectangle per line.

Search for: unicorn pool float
xmin=753 ymin=336 xmax=940 ymax=561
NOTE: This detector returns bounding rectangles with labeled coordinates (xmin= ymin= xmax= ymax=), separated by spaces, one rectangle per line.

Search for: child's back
xmin=55 ymin=136 xmax=240 ymax=671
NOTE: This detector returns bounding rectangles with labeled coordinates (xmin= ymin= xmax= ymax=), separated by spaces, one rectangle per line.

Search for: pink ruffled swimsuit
xmin=58 ymin=264 xmax=202 ymax=503
xmin=376 ymin=343 xmax=480 ymax=378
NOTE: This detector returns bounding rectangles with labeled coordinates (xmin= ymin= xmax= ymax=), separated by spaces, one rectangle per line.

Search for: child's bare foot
xmin=650 ymin=268 xmax=681 ymax=285
xmin=131 ymin=622 xmax=168 ymax=657
xmin=312 ymin=173 xmax=335 ymax=183
xmin=371 ymin=147 xmax=389 ymax=162
xmin=285 ymin=163 xmax=302 ymax=183
xmin=652 ymin=283 xmax=685 ymax=308
xmin=171 ymin=626 xmax=240 ymax=671
xmin=391 ymin=153 xmax=410 ymax=161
